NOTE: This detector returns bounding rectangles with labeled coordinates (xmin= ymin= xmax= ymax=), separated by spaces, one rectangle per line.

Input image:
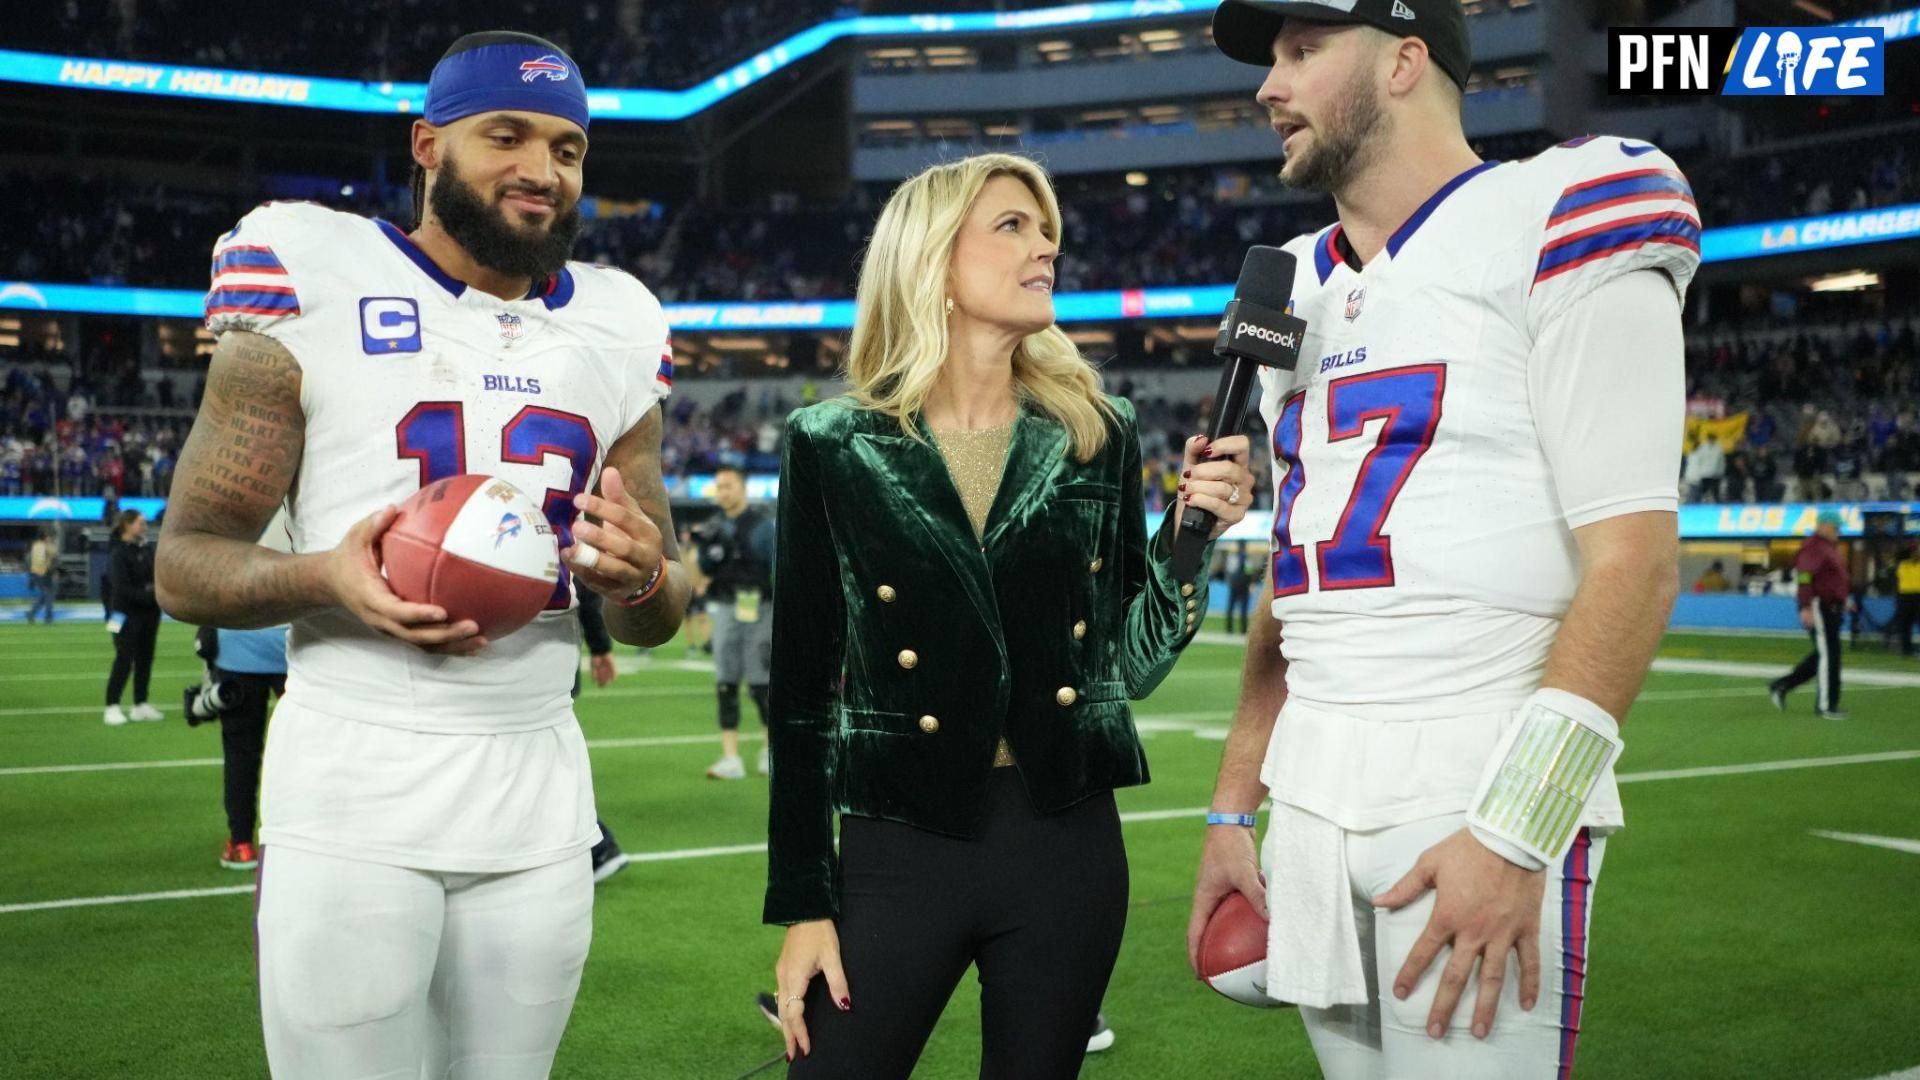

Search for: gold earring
xmin=945 ymin=297 xmax=954 ymax=316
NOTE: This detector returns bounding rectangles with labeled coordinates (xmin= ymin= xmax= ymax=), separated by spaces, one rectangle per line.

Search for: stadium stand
xmin=7 ymin=0 xmax=843 ymax=89
xmin=4 ymin=140 xmax=1914 ymax=293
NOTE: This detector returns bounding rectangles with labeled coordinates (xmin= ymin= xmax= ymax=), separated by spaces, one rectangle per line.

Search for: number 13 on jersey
xmin=1271 ymin=364 xmax=1446 ymax=597
xmin=396 ymin=402 xmax=598 ymax=609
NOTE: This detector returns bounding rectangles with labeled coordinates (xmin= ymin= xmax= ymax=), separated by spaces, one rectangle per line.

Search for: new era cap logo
xmin=1392 ymin=1 xmax=1417 ymax=19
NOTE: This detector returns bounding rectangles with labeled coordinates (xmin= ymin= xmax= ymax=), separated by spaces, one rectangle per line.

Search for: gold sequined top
xmin=932 ymin=419 xmax=1018 ymax=766
xmin=932 ymin=420 xmax=1014 ymax=540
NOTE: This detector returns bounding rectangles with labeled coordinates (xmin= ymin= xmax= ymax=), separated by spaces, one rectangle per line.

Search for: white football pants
xmin=1286 ymin=812 xmax=1606 ymax=1080
xmin=256 ymin=846 xmax=593 ymax=1079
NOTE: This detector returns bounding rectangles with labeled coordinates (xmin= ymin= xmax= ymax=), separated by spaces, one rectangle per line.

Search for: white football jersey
xmin=1256 ymin=136 xmax=1700 ymax=722
xmin=207 ymin=201 xmax=672 ymax=735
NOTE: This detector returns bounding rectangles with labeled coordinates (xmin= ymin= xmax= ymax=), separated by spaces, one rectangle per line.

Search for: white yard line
xmin=1617 ymin=750 xmax=1920 ymax=783
xmin=1810 ymin=830 xmax=1920 ymax=856
xmin=0 ymin=682 xmax=714 ymax=719
xmin=0 ymin=885 xmax=258 ymax=914
xmin=0 ymin=712 xmax=1241 ymax=775
xmin=1648 ymin=657 xmax=1920 ymax=687
xmin=0 ymin=757 xmax=225 ymax=777
xmin=1 ymin=668 xmax=204 ymax=682
xmin=7 ymin=748 xmax=1920 ymax=915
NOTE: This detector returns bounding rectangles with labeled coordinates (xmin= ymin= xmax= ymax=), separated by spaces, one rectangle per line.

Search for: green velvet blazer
xmin=762 ymin=394 xmax=1215 ymax=925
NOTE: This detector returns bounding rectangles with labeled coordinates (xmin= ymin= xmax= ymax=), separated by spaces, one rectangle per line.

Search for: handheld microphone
xmin=1168 ymin=246 xmax=1308 ymax=582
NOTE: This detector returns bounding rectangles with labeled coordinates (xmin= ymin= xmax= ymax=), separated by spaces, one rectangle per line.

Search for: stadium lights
xmin=1126 ymin=171 xmax=1150 ymax=186
xmin=1807 ymin=270 xmax=1881 ymax=292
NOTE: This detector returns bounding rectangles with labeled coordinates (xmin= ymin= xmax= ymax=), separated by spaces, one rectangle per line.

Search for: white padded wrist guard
xmin=1467 ymin=688 xmax=1622 ymax=869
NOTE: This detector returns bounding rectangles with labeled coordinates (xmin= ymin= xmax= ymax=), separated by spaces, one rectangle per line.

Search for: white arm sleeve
xmin=1527 ymin=269 xmax=1685 ymax=530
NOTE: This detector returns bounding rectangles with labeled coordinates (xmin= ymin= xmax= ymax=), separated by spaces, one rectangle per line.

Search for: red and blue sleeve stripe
xmin=656 ymin=355 xmax=674 ymax=387
xmin=1547 ymin=169 xmax=1696 ymax=226
xmin=204 ymin=284 xmax=301 ymax=319
xmin=1557 ymin=829 xmax=1594 ymax=1080
xmin=1533 ymin=211 xmax=1700 ymax=287
xmin=209 ymin=245 xmax=289 ymax=278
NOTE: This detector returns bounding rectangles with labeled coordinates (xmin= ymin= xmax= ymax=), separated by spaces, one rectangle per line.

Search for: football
xmin=1199 ymin=891 xmax=1286 ymax=1008
xmin=381 ymin=474 xmax=562 ymax=639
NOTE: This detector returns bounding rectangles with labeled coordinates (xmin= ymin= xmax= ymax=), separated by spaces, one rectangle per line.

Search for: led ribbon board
xmin=0 ymin=1 xmax=1220 ymax=121
xmin=8 ymin=199 xmax=1918 ymax=327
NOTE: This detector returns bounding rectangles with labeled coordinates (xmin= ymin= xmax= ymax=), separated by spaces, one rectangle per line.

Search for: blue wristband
xmin=1206 ymin=812 xmax=1258 ymax=827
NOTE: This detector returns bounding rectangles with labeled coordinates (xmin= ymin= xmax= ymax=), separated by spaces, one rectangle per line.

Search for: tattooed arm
xmin=155 ymin=331 xmax=322 ymax=627
xmin=156 ymin=331 xmax=484 ymax=651
xmin=565 ymin=404 xmax=692 ymax=647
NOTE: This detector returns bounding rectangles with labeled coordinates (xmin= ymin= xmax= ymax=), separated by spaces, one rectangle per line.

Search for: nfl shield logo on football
xmin=1344 ymin=287 xmax=1366 ymax=322
xmin=496 ymin=312 xmax=524 ymax=345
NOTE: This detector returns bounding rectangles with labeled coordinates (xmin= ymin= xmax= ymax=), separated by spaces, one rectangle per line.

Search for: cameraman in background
xmin=687 ymin=466 xmax=775 ymax=780
xmin=187 ymin=508 xmax=292 ymax=870
xmin=190 ymin=620 xmax=286 ymax=870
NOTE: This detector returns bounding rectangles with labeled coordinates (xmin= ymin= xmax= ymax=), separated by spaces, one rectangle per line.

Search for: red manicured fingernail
xmin=785 ymin=1053 xmax=793 ymax=1064
xmin=839 ymin=997 xmax=851 ymax=1011
xmin=1183 ymin=494 xmax=1192 ymax=503
xmin=1178 ymin=483 xmax=1187 ymax=491
xmin=1182 ymin=469 xmax=1191 ymax=478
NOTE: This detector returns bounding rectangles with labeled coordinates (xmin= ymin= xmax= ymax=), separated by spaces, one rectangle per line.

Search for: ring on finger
xmin=1227 ymin=482 xmax=1241 ymax=506
xmin=782 ymin=994 xmax=805 ymax=1009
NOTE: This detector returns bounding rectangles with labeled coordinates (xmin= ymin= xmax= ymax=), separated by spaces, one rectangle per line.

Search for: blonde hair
xmin=846 ymin=153 xmax=1114 ymax=462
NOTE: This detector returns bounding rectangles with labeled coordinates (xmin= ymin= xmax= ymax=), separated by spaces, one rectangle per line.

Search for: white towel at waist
xmin=1259 ymin=800 xmax=1370 ymax=1009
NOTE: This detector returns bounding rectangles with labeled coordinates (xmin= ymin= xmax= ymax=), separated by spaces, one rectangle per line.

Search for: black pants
xmin=1895 ymin=594 xmax=1920 ymax=656
xmin=106 ymin=609 xmax=161 ymax=705
xmin=1775 ymin=600 xmax=1844 ymax=711
xmin=215 ymin=668 xmax=283 ymax=844
xmin=568 ymin=668 xmax=623 ymax=868
xmin=1225 ymin=590 xmax=1251 ymax=634
xmin=790 ymin=769 xmax=1128 ymax=1080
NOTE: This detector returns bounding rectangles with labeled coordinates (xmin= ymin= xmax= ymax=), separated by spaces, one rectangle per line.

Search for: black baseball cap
xmin=1212 ymin=0 xmax=1471 ymax=89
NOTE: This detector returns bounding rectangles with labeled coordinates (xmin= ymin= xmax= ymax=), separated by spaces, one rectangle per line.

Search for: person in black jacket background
xmin=105 ymin=509 xmax=164 ymax=726
xmin=572 ymin=584 xmax=632 ymax=884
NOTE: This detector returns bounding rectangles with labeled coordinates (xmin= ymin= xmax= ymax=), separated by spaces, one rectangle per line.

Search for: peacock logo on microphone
xmin=1230 ymin=319 xmax=1299 ymax=350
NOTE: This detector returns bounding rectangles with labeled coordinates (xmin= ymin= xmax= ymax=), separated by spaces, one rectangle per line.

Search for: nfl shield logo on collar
xmin=497 ymin=312 xmax=524 ymax=345
xmin=1344 ymin=287 xmax=1366 ymax=322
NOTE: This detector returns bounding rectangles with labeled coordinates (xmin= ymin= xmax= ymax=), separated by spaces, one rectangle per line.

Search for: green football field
xmin=2 ymin=615 xmax=1917 ymax=1079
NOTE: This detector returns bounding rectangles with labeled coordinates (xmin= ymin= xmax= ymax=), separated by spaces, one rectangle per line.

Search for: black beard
xmin=428 ymin=156 xmax=582 ymax=282
xmin=1281 ymin=64 xmax=1389 ymax=195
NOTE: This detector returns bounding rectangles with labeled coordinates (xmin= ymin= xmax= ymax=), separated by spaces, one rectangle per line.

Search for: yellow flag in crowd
xmin=1684 ymin=412 xmax=1749 ymax=453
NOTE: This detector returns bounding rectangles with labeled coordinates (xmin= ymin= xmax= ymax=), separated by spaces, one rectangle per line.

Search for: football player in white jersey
xmin=1186 ymin=2 xmax=1699 ymax=1076
xmin=155 ymin=32 xmax=691 ymax=1078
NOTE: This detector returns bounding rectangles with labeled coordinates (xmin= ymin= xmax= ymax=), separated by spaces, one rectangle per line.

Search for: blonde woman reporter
xmin=764 ymin=154 xmax=1255 ymax=1078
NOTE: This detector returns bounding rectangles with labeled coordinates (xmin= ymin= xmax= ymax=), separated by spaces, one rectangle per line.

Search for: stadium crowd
xmin=8 ymin=139 xmax=1915 ymax=298
xmin=0 ymin=367 xmax=188 ymax=500
xmin=1683 ymin=318 xmax=1920 ymax=503
xmin=6 ymin=316 xmax=1915 ymax=504
xmin=14 ymin=0 xmax=844 ymax=89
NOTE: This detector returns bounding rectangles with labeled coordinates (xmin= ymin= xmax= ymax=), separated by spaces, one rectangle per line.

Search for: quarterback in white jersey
xmin=1190 ymin=3 xmax=1696 ymax=1078
xmin=156 ymin=32 xmax=692 ymax=1079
